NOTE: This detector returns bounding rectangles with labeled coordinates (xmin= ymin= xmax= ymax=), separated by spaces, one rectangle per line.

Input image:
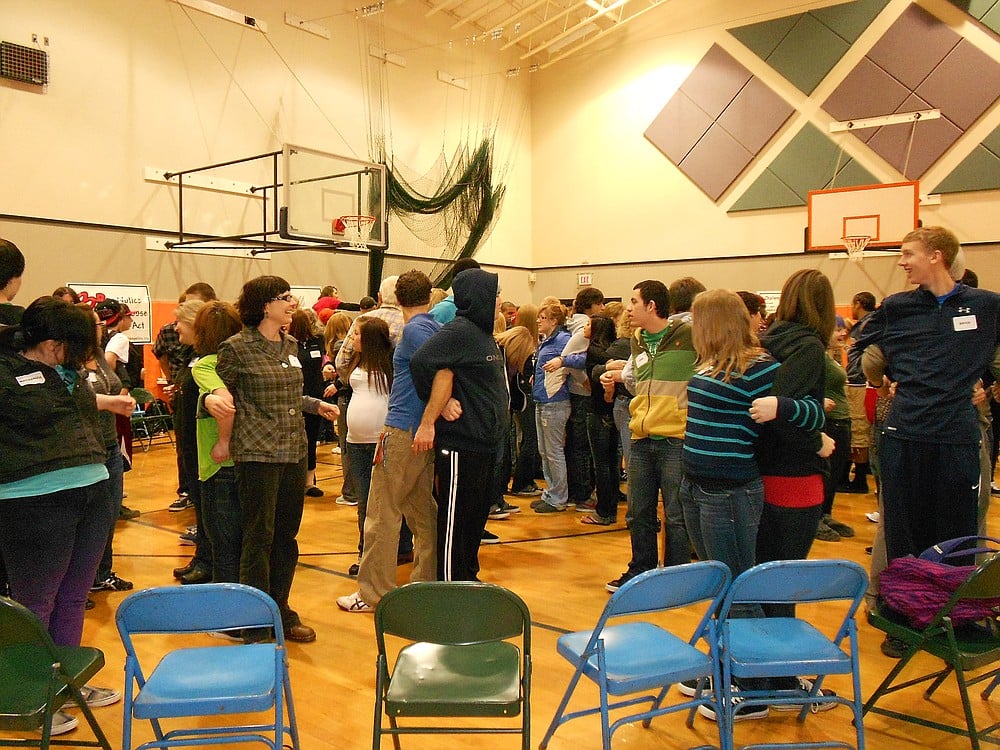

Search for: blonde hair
xmin=429 ymin=288 xmax=449 ymax=308
xmin=514 ymin=304 xmax=539 ymax=341
xmin=495 ymin=326 xmax=537 ymax=373
xmin=174 ymin=298 xmax=206 ymax=325
xmin=691 ymin=289 xmax=763 ymax=382
xmin=323 ymin=311 xmax=352 ymax=358
xmin=903 ymin=226 xmax=960 ymax=269
xmin=494 ymin=310 xmax=507 ymax=335
xmin=538 ymin=303 xmax=567 ymax=328
xmin=540 ymin=295 xmax=561 ymax=307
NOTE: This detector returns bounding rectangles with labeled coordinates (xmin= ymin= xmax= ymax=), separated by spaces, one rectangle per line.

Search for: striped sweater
xmin=684 ymin=354 xmax=824 ymax=486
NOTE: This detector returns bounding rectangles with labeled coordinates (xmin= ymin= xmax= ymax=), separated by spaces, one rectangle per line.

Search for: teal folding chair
xmin=116 ymin=583 xmax=299 ymax=750
xmin=373 ymin=581 xmax=531 ymax=750
xmin=539 ymin=561 xmax=731 ymax=750
xmin=717 ymin=559 xmax=869 ymax=750
xmin=864 ymin=552 xmax=1000 ymax=750
xmin=0 ymin=596 xmax=111 ymax=750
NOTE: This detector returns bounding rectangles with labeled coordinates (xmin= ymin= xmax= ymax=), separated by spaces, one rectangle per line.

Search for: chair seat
xmin=727 ymin=617 xmax=852 ymax=679
xmin=385 ymin=641 xmax=521 ymax=717
xmin=133 ymin=645 xmax=276 ymax=719
xmin=869 ymin=607 xmax=1000 ymax=669
xmin=0 ymin=644 xmax=105 ymax=730
xmin=558 ymin=622 xmax=712 ymax=695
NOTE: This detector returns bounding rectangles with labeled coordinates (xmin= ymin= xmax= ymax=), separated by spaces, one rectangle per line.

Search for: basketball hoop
xmin=333 ymin=215 xmax=376 ymax=250
xmin=842 ymin=235 xmax=870 ymax=263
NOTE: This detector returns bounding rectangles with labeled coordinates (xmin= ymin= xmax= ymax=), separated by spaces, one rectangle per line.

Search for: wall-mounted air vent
xmin=0 ymin=41 xmax=48 ymax=85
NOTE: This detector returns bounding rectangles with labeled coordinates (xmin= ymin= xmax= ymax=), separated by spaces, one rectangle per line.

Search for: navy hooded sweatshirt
xmin=409 ymin=268 xmax=508 ymax=454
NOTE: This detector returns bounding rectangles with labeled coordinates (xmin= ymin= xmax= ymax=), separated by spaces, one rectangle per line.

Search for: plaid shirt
xmin=216 ymin=326 xmax=322 ymax=464
xmin=152 ymin=322 xmax=194 ymax=382
xmin=334 ymin=305 xmax=404 ymax=372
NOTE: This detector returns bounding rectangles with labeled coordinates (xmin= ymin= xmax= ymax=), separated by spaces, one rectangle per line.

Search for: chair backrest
xmin=606 ymin=561 xmax=731 ymax=619
xmin=375 ymin=582 xmax=530 ymax=648
xmin=116 ymin=584 xmax=282 ymax=644
xmin=952 ymin=552 xmax=1000 ymax=601
xmin=0 ymin=597 xmax=58 ymax=653
xmin=721 ymin=559 xmax=868 ymax=616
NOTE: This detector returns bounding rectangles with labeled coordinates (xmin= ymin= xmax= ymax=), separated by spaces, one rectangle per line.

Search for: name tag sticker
xmin=87 ymin=371 xmax=98 ymax=383
xmin=288 ymin=355 xmax=302 ymax=368
xmin=309 ymin=349 xmax=321 ymax=358
xmin=635 ymin=352 xmax=649 ymax=369
xmin=954 ymin=315 xmax=978 ymax=331
xmin=16 ymin=371 xmax=46 ymax=386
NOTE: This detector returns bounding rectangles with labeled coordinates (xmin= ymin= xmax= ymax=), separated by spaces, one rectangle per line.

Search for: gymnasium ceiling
xmin=415 ymin=0 xmax=859 ymax=70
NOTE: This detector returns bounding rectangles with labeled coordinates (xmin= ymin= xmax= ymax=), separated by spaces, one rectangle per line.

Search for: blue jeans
xmin=201 ymin=466 xmax=242 ymax=583
xmin=680 ymin=475 xmax=764 ymax=618
xmin=613 ymin=396 xmax=632 ymax=467
xmin=348 ymin=442 xmax=412 ymax=557
xmin=626 ymin=437 xmax=688 ymax=575
xmin=536 ymin=400 xmax=571 ymax=508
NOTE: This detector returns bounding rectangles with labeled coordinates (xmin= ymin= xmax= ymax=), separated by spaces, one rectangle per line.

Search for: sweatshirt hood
xmin=453 ymin=269 xmax=499 ymax=334
xmin=761 ymin=320 xmax=820 ymax=361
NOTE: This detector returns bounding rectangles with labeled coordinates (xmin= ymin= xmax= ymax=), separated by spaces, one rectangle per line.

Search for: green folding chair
xmin=0 ymin=596 xmax=111 ymax=750
xmin=864 ymin=552 xmax=1000 ymax=750
xmin=373 ymin=581 xmax=531 ymax=750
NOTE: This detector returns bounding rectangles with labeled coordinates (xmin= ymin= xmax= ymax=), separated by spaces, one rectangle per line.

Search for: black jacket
xmin=0 ymin=348 xmax=106 ymax=484
xmin=410 ymin=269 xmax=507 ymax=453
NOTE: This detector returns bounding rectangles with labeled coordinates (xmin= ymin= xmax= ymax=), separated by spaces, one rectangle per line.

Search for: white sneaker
xmin=335 ymin=495 xmax=358 ymax=506
xmin=77 ymin=684 xmax=121 ymax=708
xmin=865 ymin=511 xmax=880 ymax=523
xmin=41 ymin=711 xmax=78 ymax=735
xmin=336 ymin=591 xmax=373 ymax=613
xmin=332 ymin=446 xmax=342 ymax=454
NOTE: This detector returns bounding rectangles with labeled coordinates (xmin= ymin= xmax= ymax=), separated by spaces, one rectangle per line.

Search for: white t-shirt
xmin=346 ymin=366 xmax=390 ymax=444
xmin=105 ymin=331 xmax=130 ymax=363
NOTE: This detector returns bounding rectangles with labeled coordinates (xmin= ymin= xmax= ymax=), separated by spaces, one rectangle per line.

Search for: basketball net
xmin=842 ymin=235 xmax=870 ymax=263
xmin=334 ymin=215 xmax=376 ymax=250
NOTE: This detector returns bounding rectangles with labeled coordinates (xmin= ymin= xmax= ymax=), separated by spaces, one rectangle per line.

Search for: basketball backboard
xmin=281 ymin=144 xmax=386 ymax=248
xmin=807 ymin=181 xmax=919 ymax=251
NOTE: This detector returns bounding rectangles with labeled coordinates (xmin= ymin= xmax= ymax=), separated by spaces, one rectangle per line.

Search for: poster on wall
xmin=757 ymin=291 xmax=781 ymax=318
xmin=292 ymin=286 xmax=321 ymax=311
xmin=70 ymin=282 xmax=153 ymax=345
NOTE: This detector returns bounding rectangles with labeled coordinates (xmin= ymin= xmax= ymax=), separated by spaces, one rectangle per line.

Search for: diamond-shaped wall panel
xmin=678 ymin=124 xmax=754 ymax=201
xmin=866 ymin=4 xmax=959 ymax=90
xmin=728 ymin=0 xmax=889 ymax=94
xmin=934 ymin=123 xmax=1000 ymax=193
xmin=822 ymin=58 xmax=911 ymax=121
xmin=645 ymin=44 xmax=793 ymax=202
xmin=915 ymin=40 xmax=1000 ymax=129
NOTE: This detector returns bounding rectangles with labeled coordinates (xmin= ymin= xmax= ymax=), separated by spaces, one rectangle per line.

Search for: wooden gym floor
xmin=7 ymin=437 xmax=1000 ymax=750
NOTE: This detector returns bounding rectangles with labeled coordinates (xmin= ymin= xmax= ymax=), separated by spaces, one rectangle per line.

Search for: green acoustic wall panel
xmin=812 ymin=0 xmax=892 ymax=43
xmin=946 ymin=0 xmax=998 ymax=20
xmin=730 ymin=0 xmax=891 ymax=94
xmin=767 ymin=14 xmax=850 ymax=94
xmin=729 ymin=169 xmax=804 ymax=212
xmin=934 ymin=145 xmax=1000 ymax=193
xmin=825 ymin=158 xmax=878 ymax=189
xmin=728 ymin=14 xmax=800 ymax=61
xmin=983 ymin=2 xmax=1000 ymax=33
xmin=728 ymin=126 xmax=878 ymax=213
xmin=983 ymin=123 xmax=1000 ymax=156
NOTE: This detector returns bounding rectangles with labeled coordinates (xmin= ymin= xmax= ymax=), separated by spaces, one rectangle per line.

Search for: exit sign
xmin=577 ymin=273 xmax=593 ymax=286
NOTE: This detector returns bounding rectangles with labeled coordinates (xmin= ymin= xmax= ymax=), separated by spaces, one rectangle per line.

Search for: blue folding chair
xmin=539 ymin=562 xmax=731 ymax=750
xmin=115 ymin=583 xmax=299 ymax=750
xmin=716 ymin=559 xmax=868 ymax=750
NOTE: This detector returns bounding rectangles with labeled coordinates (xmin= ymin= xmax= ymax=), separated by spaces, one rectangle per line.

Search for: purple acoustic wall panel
xmin=823 ymin=3 xmax=1000 ymax=179
xmin=645 ymin=44 xmax=793 ymax=201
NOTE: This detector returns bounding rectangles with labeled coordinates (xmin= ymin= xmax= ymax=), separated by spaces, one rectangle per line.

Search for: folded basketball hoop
xmin=334 ymin=215 xmax=376 ymax=250
xmin=842 ymin=235 xmax=870 ymax=263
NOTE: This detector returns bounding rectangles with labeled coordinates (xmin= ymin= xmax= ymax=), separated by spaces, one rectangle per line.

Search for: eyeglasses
xmin=538 ymin=315 xmax=551 ymax=321
xmin=270 ymin=293 xmax=295 ymax=303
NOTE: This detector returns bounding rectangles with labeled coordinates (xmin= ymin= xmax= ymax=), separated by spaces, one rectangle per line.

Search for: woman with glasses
xmin=217 ymin=276 xmax=338 ymax=643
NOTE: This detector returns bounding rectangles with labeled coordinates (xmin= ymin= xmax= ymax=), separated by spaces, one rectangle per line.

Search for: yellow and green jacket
xmin=626 ymin=314 xmax=697 ymax=440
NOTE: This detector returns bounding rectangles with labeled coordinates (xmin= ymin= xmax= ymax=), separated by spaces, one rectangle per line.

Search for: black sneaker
xmin=90 ymin=573 xmax=134 ymax=592
xmin=881 ymin=635 xmax=907 ymax=658
xmin=168 ymin=493 xmax=192 ymax=512
xmin=678 ymin=677 xmax=711 ymax=697
xmin=118 ymin=505 xmax=140 ymax=521
xmin=770 ymin=678 xmax=838 ymax=712
xmin=605 ymin=573 xmax=633 ymax=593
xmin=481 ymin=530 xmax=501 ymax=544
xmin=697 ymin=686 xmax=769 ymax=722
xmin=511 ymin=485 xmax=542 ymax=496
